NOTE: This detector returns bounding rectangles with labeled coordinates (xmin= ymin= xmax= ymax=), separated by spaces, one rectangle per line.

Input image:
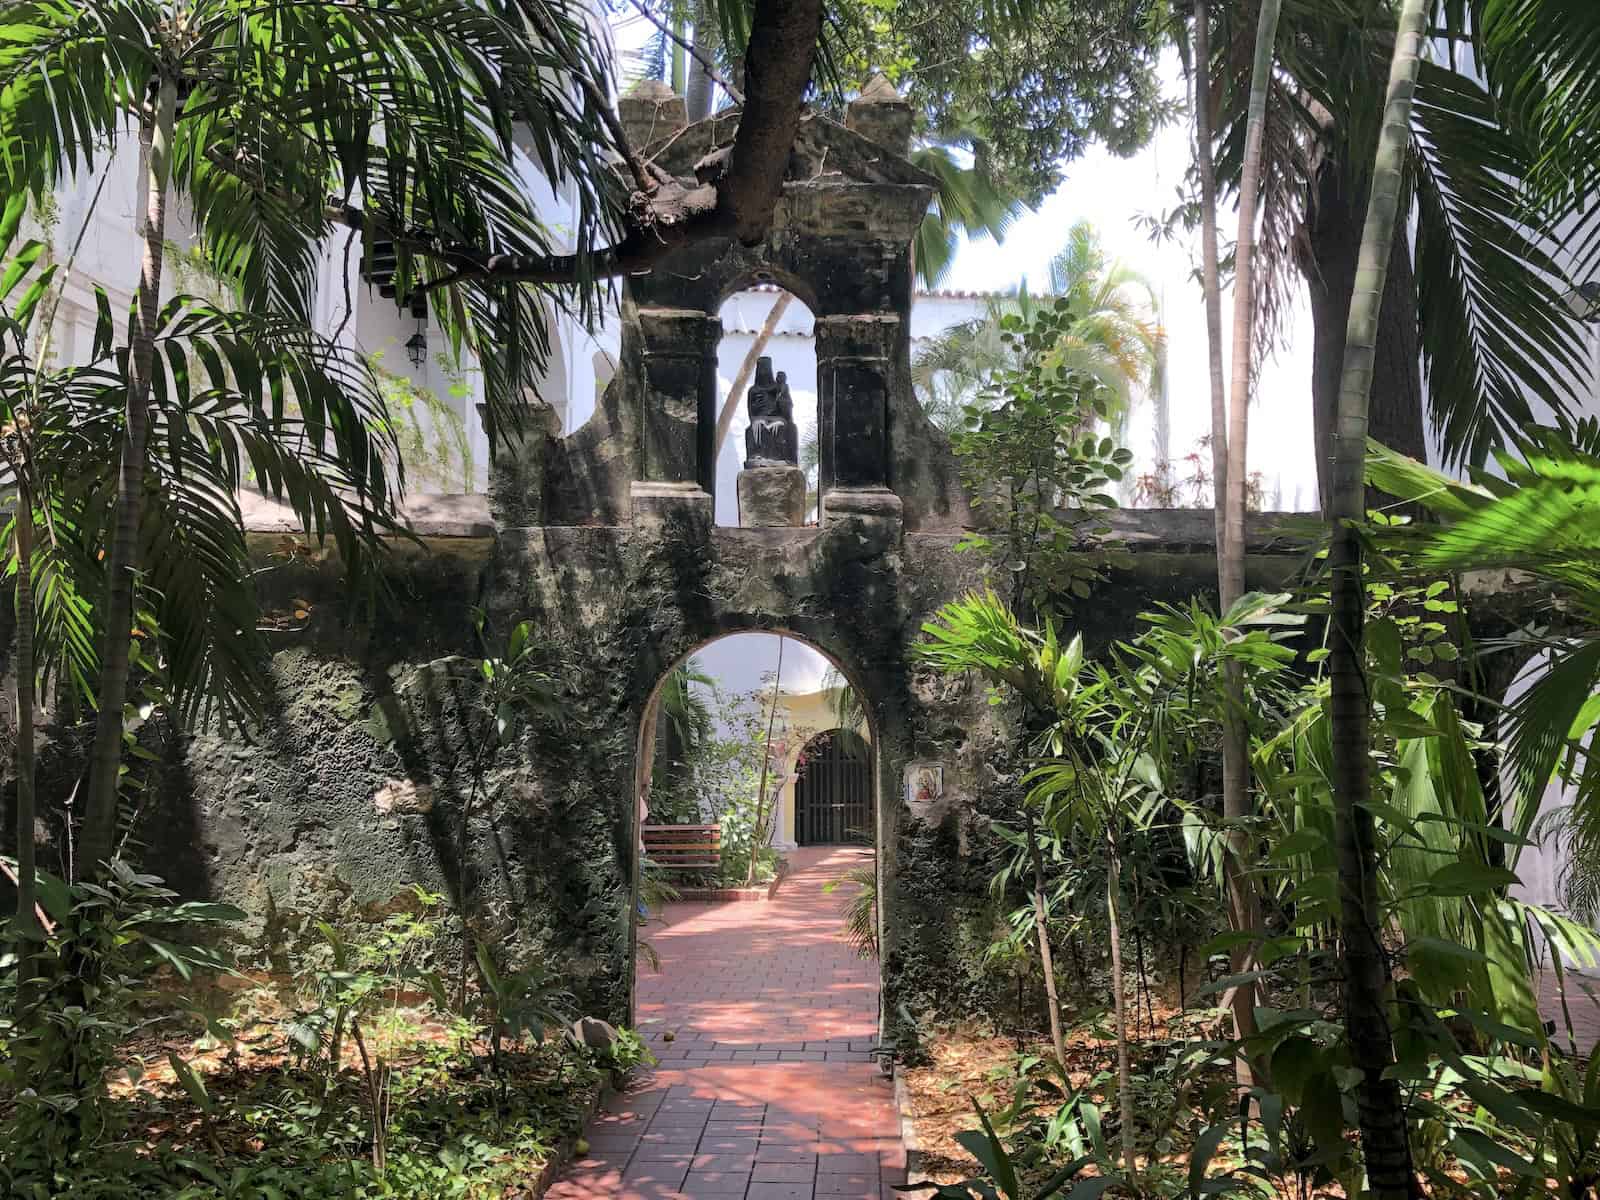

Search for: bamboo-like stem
xmin=1025 ymin=806 xmax=1067 ymax=1068
xmin=1191 ymin=0 xmax=1228 ymax=554
xmin=13 ymin=477 xmax=41 ymax=1000
xmin=746 ymin=636 xmax=786 ymax=886
xmin=79 ymin=76 xmax=178 ymax=878
xmin=1219 ymin=0 xmax=1283 ymax=1087
xmin=1327 ymin=1 xmax=1429 ymax=1194
xmin=1107 ymin=841 xmax=1136 ymax=1177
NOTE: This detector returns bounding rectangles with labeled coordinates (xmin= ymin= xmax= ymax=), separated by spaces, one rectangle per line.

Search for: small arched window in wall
xmin=712 ymin=287 xmax=817 ymax=527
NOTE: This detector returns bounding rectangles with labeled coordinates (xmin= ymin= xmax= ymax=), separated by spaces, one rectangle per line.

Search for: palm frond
xmin=2 ymin=0 xmax=626 ymax=441
xmin=910 ymin=142 xmax=1031 ymax=290
xmin=1364 ymin=432 xmax=1600 ymax=883
xmin=1475 ymin=0 xmax=1600 ymax=219
xmin=34 ymin=292 xmax=407 ymax=728
xmin=1410 ymin=63 xmax=1590 ymax=469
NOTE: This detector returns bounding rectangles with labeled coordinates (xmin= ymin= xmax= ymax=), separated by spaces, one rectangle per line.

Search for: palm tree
xmin=0 ymin=0 xmax=619 ymax=877
xmin=1208 ymin=0 xmax=1282 ymax=1085
xmin=820 ymin=665 xmax=865 ymax=733
xmin=919 ymin=589 xmax=1303 ymax=1179
xmin=1200 ymin=0 xmax=1592 ymax=500
xmin=911 ymin=222 xmax=1162 ymax=438
xmin=0 ymin=219 xmax=400 ymax=976
xmin=660 ymin=658 xmax=717 ymax=756
xmin=1325 ymin=1 xmax=1430 ymax=1194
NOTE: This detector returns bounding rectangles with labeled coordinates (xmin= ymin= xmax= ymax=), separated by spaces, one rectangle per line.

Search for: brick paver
xmin=549 ymin=846 xmax=903 ymax=1200
xmin=1538 ymin=968 xmax=1600 ymax=1054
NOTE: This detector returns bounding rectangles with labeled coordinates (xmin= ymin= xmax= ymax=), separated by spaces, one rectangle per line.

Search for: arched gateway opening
xmin=629 ymin=631 xmax=880 ymax=1045
xmin=795 ymin=728 xmax=872 ymax=846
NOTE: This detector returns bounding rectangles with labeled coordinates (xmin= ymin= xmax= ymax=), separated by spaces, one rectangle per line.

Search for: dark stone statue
xmin=743 ymin=356 xmax=798 ymax=468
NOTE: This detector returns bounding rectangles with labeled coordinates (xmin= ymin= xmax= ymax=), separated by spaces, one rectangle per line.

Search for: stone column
xmin=483 ymin=399 xmax=560 ymax=528
xmin=816 ymin=314 xmax=904 ymax=531
xmin=631 ymin=307 xmax=718 ymax=527
xmin=846 ymin=74 xmax=913 ymax=155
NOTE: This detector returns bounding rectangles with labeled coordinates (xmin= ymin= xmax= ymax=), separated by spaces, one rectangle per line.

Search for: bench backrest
xmin=641 ymin=823 xmax=722 ymax=870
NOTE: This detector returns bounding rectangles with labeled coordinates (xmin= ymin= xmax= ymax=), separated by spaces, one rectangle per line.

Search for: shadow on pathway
xmin=549 ymin=845 xmax=903 ymax=1200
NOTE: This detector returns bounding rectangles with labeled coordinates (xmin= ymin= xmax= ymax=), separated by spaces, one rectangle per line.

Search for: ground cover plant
xmin=0 ymin=865 xmax=635 ymax=1199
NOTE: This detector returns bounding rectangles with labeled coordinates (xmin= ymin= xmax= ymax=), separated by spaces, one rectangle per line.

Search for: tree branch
xmin=629 ymin=0 xmax=746 ymax=105
xmin=328 ymin=0 xmax=822 ymax=291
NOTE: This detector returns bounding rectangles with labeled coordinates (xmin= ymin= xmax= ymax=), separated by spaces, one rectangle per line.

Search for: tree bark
xmin=1220 ymin=0 xmax=1282 ymax=1086
xmin=1225 ymin=0 xmax=1280 ymax=606
xmin=1025 ymin=807 xmax=1067 ymax=1069
xmin=13 ymin=477 xmax=42 ymax=979
xmin=1106 ymin=840 xmax=1136 ymax=1176
xmin=388 ymin=0 xmax=824 ymax=292
xmin=746 ymin=636 xmax=785 ymax=886
xmin=1192 ymin=0 xmax=1229 ymax=551
xmin=1305 ymin=147 xmax=1427 ymax=513
xmin=714 ymin=292 xmax=793 ymax=457
xmin=78 ymin=76 xmax=177 ymax=879
xmin=1328 ymin=2 xmax=1429 ymax=1195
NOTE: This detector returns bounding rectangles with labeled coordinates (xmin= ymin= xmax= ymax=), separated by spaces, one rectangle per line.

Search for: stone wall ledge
xmin=240 ymin=491 xmax=494 ymax=541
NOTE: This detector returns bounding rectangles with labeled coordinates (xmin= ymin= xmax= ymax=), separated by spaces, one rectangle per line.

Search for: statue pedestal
xmin=737 ymin=467 xmax=807 ymax=528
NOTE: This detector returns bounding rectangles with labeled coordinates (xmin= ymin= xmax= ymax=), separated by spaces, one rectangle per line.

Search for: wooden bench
xmin=642 ymin=823 xmax=722 ymax=872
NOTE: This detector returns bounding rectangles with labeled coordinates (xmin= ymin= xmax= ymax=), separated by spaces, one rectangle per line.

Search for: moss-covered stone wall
xmin=18 ymin=508 xmax=1303 ymax=1037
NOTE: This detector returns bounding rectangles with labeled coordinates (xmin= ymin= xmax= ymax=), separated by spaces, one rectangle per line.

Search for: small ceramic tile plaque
xmin=904 ymin=761 xmax=944 ymax=819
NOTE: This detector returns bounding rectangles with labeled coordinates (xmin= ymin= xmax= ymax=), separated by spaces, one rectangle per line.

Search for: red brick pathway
xmin=548 ymin=846 xmax=903 ymax=1200
xmin=1538 ymin=968 xmax=1600 ymax=1054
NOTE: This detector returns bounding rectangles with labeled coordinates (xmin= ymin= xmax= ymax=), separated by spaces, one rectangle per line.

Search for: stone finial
xmin=847 ymin=74 xmax=912 ymax=155
xmin=859 ymin=73 xmax=902 ymax=102
xmin=619 ymin=77 xmax=688 ymax=150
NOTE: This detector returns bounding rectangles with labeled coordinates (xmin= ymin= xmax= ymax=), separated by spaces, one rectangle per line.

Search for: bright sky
xmin=943 ymin=51 xmax=1321 ymax=511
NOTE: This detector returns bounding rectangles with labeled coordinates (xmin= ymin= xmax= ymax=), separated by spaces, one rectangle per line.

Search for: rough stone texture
xmin=497 ymin=103 xmax=971 ymax=533
xmin=618 ymin=78 xmax=688 ymax=153
xmin=12 ymin=96 xmax=1533 ymax=1052
xmin=737 ymin=467 xmax=806 ymax=527
xmin=847 ymin=74 xmax=914 ymax=156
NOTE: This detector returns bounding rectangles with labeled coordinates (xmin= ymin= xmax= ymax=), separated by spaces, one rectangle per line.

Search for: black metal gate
xmin=795 ymin=728 xmax=871 ymax=845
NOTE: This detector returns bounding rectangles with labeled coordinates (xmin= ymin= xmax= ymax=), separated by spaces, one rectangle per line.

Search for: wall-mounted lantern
xmin=404 ymin=320 xmax=428 ymax=367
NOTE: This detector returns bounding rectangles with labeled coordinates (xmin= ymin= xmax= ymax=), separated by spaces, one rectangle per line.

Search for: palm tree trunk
xmin=670 ymin=14 xmax=688 ymax=96
xmin=78 ymin=76 xmax=178 ymax=879
xmin=1191 ymin=0 xmax=1228 ymax=550
xmin=1304 ymin=144 xmax=1428 ymax=511
xmin=1219 ymin=0 xmax=1283 ymax=1083
xmin=1328 ymin=2 xmax=1428 ymax=1195
xmin=714 ymin=292 xmax=793 ymax=458
xmin=1193 ymin=14 xmax=1257 ymax=1058
xmin=746 ymin=635 xmax=785 ymax=886
xmin=1106 ymin=839 xmax=1135 ymax=1176
xmin=1226 ymin=0 xmax=1281 ymax=601
xmin=13 ymin=477 xmax=42 ymax=975
xmin=1025 ymin=807 xmax=1067 ymax=1068
xmin=685 ymin=0 xmax=720 ymax=122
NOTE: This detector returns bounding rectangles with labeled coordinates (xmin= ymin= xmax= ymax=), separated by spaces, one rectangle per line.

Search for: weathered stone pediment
xmin=643 ymin=110 xmax=938 ymax=194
